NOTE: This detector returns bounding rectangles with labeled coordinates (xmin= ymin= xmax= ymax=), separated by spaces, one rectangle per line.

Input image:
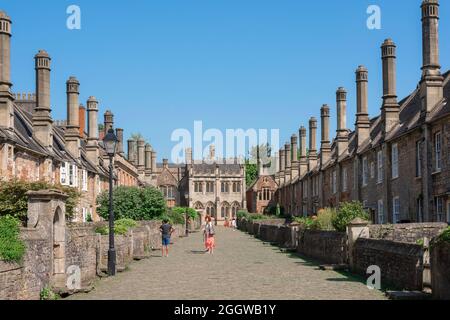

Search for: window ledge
xmin=432 ymin=170 xmax=442 ymax=176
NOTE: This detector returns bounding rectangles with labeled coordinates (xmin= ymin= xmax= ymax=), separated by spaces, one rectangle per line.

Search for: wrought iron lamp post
xmin=103 ymin=129 xmax=118 ymax=276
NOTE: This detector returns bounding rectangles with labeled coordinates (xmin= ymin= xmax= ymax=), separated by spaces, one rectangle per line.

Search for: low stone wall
xmin=431 ymin=241 xmax=450 ymax=300
xmin=353 ymin=238 xmax=424 ymax=290
xmin=65 ymin=224 xmax=97 ymax=290
xmin=0 ymin=220 xmax=185 ymax=300
xmin=0 ymin=262 xmax=24 ymax=300
xmin=277 ymin=225 xmax=299 ymax=249
xmin=369 ymin=223 xmax=447 ymax=243
xmin=297 ymin=229 xmax=347 ymax=265
xmin=258 ymin=224 xmax=280 ymax=243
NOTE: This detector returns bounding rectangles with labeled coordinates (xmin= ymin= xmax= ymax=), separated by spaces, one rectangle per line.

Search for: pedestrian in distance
xmin=160 ymin=219 xmax=174 ymax=258
xmin=203 ymin=215 xmax=216 ymax=255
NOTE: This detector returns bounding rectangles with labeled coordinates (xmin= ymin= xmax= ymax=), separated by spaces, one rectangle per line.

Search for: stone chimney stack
xmin=127 ymin=139 xmax=137 ymax=165
xmin=299 ymin=126 xmax=308 ymax=176
xmin=355 ymin=66 xmax=370 ymax=149
xmin=381 ymin=39 xmax=400 ymax=134
xmin=209 ymin=144 xmax=216 ymax=161
xmin=33 ymin=50 xmax=53 ymax=149
xmin=104 ymin=110 xmax=114 ymax=135
xmin=115 ymin=128 xmax=124 ymax=155
xmin=137 ymin=138 xmax=145 ymax=173
xmin=420 ymin=0 xmax=443 ymax=113
xmin=320 ymin=104 xmax=331 ymax=166
xmin=145 ymin=144 xmax=152 ymax=175
xmin=163 ymin=159 xmax=169 ymax=169
xmin=336 ymin=88 xmax=349 ymax=157
xmin=284 ymin=142 xmax=291 ymax=182
xmin=65 ymin=76 xmax=81 ymax=159
xmin=291 ymin=134 xmax=299 ymax=179
xmin=78 ymin=104 xmax=86 ymax=137
xmin=279 ymin=147 xmax=285 ymax=185
xmin=0 ymin=11 xmax=13 ymax=130
xmin=152 ymin=150 xmax=157 ymax=174
xmin=308 ymin=117 xmax=318 ymax=170
xmin=86 ymin=97 xmax=99 ymax=166
xmin=186 ymin=147 xmax=193 ymax=166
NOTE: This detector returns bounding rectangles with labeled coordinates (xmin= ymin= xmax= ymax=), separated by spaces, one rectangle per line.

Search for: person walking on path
xmin=203 ymin=216 xmax=216 ymax=255
xmin=160 ymin=219 xmax=174 ymax=257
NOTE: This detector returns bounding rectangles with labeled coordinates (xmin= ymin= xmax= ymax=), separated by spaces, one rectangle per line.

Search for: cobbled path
xmin=68 ymin=227 xmax=386 ymax=300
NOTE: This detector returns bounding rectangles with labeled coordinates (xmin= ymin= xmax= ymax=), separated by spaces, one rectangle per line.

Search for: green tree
xmin=245 ymin=160 xmax=258 ymax=186
xmin=97 ymin=186 xmax=166 ymax=221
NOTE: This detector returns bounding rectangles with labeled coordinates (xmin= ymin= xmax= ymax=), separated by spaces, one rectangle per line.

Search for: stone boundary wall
xmin=353 ymin=238 xmax=424 ymax=290
xmin=0 ymin=221 xmax=185 ymax=300
xmin=431 ymin=241 xmax=450 ymax=300
xmin=369 ymin=223 xmax=448 ymax=243
xmin=297 ymin=229 xmax=347 ymax=265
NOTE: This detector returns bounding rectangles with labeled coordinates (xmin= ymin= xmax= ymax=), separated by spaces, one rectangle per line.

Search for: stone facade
xmin=246 ymin=174 xmax=278 ymax=214
xmin=369 ymin=222 xmax=448 ymax=243
xmin=274 ymin=0 xmax=450 ymax=225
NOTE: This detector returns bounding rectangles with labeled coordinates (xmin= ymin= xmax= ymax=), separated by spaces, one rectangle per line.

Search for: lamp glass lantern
xmin=104 ymin=129 xmax=118 ymax=157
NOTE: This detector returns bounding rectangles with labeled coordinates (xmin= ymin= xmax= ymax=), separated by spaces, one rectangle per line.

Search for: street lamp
xmin=184 ymin=191 xmax=189 ymax=237
xmin=103 ymin=129 xmax=118 ymax=276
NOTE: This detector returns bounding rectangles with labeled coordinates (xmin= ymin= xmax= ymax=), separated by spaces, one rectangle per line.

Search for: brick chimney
xmin=86 ymin=97 xmax=99 ymax=167
xmin=145 ymin=144 xmax=152 ymax=175
xmin=284 ymin=142 xmax=291 ymax=182
xmin=137 ymin=138 xmax=145 ymax=173
xmin=336 ymin=88 xmax=349 ymax=157
xmin=115 ymin=128 xmax=124 ymax=155
xmin=127 ymin=139 xmax=137 ymax=165
xmin=33 ymin=50 xmax=53 ymax=150
xmin=299 ymin=126 xmax=308 ymax=176
xmin=0 ymin=11 xmax=13 ymax=130
xmin=420 ymin=0 xmax=443 ymax=113
xmin=308 ymin=117 xmax=318 ymax=170
xmin=279 ymin=147 xmax=285 ymax=185
xmin=65 ymin=76 xmax=81 ymax=159
xmin=291 ymin=134 xmax=299 ymax=179
xmin=355 ymin=66 xmax=370 ymax=149
xmin=381 ymin=39 xmax=400 ymax=134
xmin=320 ymin=104 xmax=331 ymax=166
xmin=78 ymin=104 xmax=86 ymax=138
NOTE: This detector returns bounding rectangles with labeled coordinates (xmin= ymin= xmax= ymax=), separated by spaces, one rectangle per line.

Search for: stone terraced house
xmin=0 ymin=11 xmax=141 ymax=222
xmin=275 ymin=0 xmax=450 ymax=224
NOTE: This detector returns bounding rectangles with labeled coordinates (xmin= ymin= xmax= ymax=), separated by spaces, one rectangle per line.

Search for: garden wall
xmin=0 ymin=220 xmax=185 ymax=300
xmin=369 ymin=223 xmax=447 ymax=243
xmin=431 ymin=241 xmax=450 ymax=300
xmin=297 ymin=229 xmax=347 ymax=265
xmin=352 ymin=238 xmax=424 ymax=290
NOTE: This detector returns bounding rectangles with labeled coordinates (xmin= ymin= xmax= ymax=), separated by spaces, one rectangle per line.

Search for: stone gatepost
xmin=346 ymin=218 xmax=370 ymax=270
xmin=27 ymin=190 xmax=69 ymax=291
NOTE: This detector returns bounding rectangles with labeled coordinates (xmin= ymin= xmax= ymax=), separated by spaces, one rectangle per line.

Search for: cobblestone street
xmin=69 ymin=227 xmax=386 ymax=300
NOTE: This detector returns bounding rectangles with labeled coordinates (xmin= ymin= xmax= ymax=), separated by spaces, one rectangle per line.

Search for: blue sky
xmin=3 ymin=0 xmax=449 ymax=160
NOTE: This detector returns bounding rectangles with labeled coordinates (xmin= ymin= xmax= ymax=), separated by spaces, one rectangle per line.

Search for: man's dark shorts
xmin=162 ymin=237 xmax=171 ymax=246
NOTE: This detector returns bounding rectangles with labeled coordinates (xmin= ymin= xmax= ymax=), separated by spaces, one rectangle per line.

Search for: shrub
xmin=434 ymin=227 xmax=450 ymax=245
xmin=294 ymin=216 xmax=319 ymax=230
xmin=315 ymin=208 xmax=337 ymax=231
xmin=40 ymin=286 xmax=60 ymax=300
xmin=95 ymin=218 xmax=138 ymax=236
xmin=0 ymin=180 xmax=80 ymax=223
xmin=332 ymin=201 xmax=369 ymax=232
xmin=97 ymin=186 xmax=166 ymax=221
xmin=237 ymin=210 xmax=249 ymax=220
xmin=247 ymin=213 xmax=271 ymax=222
xmin=0 ymin=215 xmax=26 ymax=263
